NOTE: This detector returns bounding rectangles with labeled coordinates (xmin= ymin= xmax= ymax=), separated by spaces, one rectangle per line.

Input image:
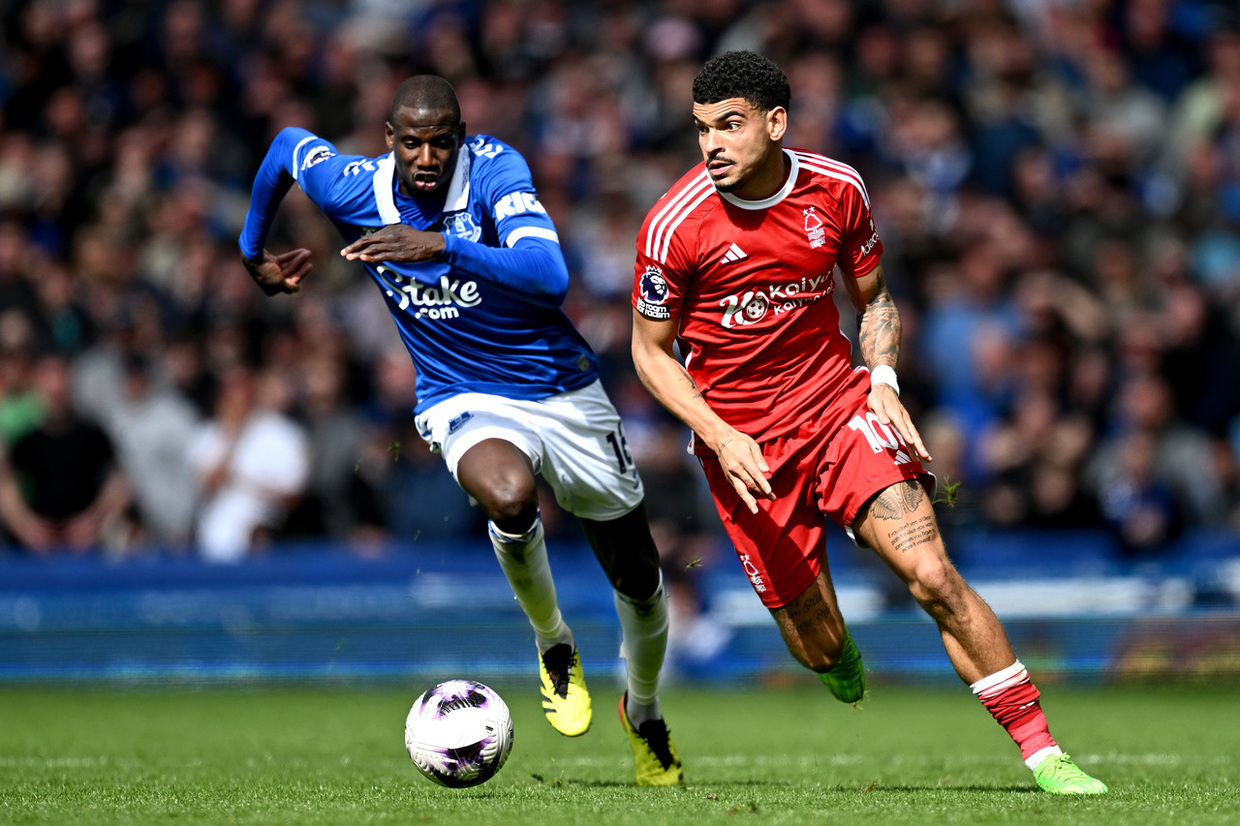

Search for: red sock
xmin=971 ymin=662 xmax=1057 ymax=761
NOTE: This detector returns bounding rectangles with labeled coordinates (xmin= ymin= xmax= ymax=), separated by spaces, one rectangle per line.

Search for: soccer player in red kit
xmin=630 ymin=50 xmax=1106 ymax=795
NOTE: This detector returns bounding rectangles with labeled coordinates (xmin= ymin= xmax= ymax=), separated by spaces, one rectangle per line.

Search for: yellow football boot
xmin=539 ymin=643 xmax=592 ymax=736
xmin=618 ymin=692 xmax=683 ymax=786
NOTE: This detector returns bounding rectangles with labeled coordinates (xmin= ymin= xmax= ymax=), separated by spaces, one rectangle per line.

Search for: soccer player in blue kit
xmin=238 ymin=75 xmax=682 ymax=786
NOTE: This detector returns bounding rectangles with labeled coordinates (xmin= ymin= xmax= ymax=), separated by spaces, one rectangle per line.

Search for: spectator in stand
xmin=188 ymin=364 xmax=311 ymax=563
xmin=0 ymin=353 xmax=132 ymax=554
xmin=1086 ymin=372 xmax=1228 ymax=542
xmin=291 ymin=352 xmax=384 ymax=543
xmin=0 ymin=222 xmax=42 ymax=329
xmin=1096 ymin=429 xmax=1183 ymax=556
xmin=381 ymin=419 xmax=480 ymax=544
xmin=0 ymin=310 xmax=44 ymax=447
xmin=97 ymin=352 xmax=200 ymax=549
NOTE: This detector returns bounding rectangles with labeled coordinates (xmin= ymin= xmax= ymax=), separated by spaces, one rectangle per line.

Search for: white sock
xmin=489 ymin=518 xmax=571 ymax=653
xmin=969 ymin=660 xmax=1026 ymax=695
xmin=615 ymin=571 xmax=669 ymax=727
xmin=1025 ymin=746 xmax=1063 ymax=771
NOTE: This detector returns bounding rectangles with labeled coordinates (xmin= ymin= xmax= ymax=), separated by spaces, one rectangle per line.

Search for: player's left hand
xmin=341 ymin=225 xmax=446 ymax=263
xmin=715 ymin=432 xmax=775 ymax=514
xmin=867 ymin=384 xmax=932 ymax=462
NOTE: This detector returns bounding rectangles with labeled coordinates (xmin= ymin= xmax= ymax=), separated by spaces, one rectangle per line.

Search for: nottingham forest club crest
xmin=803 ymin=207 xmax=826 ymax=249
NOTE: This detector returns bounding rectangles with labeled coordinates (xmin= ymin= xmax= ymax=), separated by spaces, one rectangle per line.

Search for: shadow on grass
xmin=841 ymin=786 xmax=1040 ymax=794
xmin=540 ymin=778 xmax=1039 ymax=793
xmin=539 ymin=779 xmax=679 ymax=788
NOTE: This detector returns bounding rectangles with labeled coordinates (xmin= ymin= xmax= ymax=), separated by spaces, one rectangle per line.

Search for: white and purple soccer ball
xmin=404 ymin=680 xmax=514 ymax=788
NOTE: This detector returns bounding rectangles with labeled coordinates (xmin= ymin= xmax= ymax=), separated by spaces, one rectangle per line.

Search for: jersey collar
xmin=441 ymin=143 xmax=472 ymax=214
xmin=718 ymin=149 xmax=798 ymax=210
xmin=373 ymin=154 xmax=400 ymax=225
xmin=371 ymin=144 xmax=474 ymax=226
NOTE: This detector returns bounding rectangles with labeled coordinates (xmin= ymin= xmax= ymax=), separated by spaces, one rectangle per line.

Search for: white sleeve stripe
xmin=797 ymin=153 xmax=868 ymax=197
xmin=793 ymin=150 xmax=865 ymax=189
xmin=645 ymin=172 xmax=712 ymax=259
xmin=647 ymin=173 xmax=712 ymax=260
xmin=800 ymin=163 xmax=870 ymax=207
xmin=657 ymin=184 xmax=714 ymax=263
xmin=795 ymin=153 xmax=870 ymax=206
xmin=505 ymin=226 xmax=560 ymax=246
xmin=289 ymin=136 xmax=317 ymax=181
xmin=822 ymin=158 xmax=871 ymax=204
xmin=646 ymin=176 xmax=702 ymax=258
xmin=798 ymin=161 xmax=870 ymax=207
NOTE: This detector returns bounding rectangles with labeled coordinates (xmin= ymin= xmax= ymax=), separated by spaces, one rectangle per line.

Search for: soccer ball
xmin=404 ymin=679 xmax=514 ymax=788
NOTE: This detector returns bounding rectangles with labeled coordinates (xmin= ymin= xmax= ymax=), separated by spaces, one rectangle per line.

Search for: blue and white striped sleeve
xmin=239 ymin=127 xmax=346 ymax=260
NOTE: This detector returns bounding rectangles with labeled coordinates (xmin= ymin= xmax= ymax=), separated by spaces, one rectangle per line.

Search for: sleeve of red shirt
xmin=835 ymin=179 xmax=883 ymax=279
xmin=632 ymin=197 xmax=692 ymax=321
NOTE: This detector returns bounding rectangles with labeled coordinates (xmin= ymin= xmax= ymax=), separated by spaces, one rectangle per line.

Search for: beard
xmin=707 ymin=160 xmax=743 ymax=192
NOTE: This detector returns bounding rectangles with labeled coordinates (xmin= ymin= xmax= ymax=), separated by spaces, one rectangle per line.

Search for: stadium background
xmin=1 ymin=0 xmax=1238 ymax=688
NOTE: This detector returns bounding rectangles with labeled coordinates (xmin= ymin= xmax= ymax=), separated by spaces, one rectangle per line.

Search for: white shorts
xmin=415 ymin=380 xmax=645 ymax=521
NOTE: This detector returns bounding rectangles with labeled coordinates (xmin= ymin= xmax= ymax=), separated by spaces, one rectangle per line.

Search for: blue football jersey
xmin=240 ymin=128 xmax=599 ymax=413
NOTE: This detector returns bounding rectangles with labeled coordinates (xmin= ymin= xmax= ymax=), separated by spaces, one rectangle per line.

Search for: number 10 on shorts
xmin=847 ymin=413 xmax=912 ymax=464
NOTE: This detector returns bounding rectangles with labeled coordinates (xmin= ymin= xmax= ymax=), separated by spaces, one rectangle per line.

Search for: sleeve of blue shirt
xmin=438 ymin=142 xmax=569 ymax=309
xmin=239 ymin=127 xmax=365 ymax=260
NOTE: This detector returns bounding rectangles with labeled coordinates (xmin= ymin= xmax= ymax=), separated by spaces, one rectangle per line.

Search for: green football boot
xmin=1033 ymin=753 xmax=1108 ymax=794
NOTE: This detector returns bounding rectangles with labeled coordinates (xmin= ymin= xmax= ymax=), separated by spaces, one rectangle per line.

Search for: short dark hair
xmin=692 ymin=51 xmax=790 ymax=113
xmin=389 ymin=75 xmax=461 ymax=125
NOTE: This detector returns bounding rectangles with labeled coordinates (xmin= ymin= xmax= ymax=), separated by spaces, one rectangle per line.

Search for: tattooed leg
xmin=770 ymin=569 xmax=849 ymax=672
xmin=864 ymin=481 xmax=937 ymax=555
xmin=854 ymin=480 xmax=1016 ymax=683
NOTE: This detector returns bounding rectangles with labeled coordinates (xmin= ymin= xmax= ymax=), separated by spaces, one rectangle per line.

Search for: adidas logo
xmin=720 ymin=243 xmax=748 ymax=264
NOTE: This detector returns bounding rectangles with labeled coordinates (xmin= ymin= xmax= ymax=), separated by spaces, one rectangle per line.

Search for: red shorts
xmin=701 ymin=381 xmax=930 ymax=609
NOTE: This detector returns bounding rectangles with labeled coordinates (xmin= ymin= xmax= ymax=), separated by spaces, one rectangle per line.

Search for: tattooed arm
xmin=631 ymin=308 xmax=774 ymax=513
xmin=849 ymin=263 xmax=901 ymax=371
xmin=843 ymin=263 xmax=931 ymax=461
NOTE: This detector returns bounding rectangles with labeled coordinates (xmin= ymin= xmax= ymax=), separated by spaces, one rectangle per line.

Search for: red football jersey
xmin=633 ymin=148 xmax=883 ymax=449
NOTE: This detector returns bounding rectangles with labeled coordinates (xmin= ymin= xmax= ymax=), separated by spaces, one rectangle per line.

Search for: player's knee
xmin=477 ymin=474 xmax=538 ymax=529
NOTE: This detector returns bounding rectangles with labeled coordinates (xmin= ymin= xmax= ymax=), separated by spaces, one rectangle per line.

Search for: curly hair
xmin=692 ymin=51 xmax=791 ymax=113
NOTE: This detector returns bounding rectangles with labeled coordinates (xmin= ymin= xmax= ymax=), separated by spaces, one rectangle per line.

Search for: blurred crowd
xmin=1 ymin=0 xmax=1239 ymax=569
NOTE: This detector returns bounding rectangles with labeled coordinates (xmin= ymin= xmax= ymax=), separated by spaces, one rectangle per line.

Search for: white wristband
xmin=870 ymin=365 xmax=900 ymax=396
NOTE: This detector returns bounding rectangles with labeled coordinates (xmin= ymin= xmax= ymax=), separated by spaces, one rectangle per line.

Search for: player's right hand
xmin=340 ymin=225 xmax=446 ymax=263
xmin=241 ymin=248 xmax=313 ymax=296
xmin=715 ymin=432 xmax=774 ymax=514
xmin=867 ymin=384 xmax=932 ymax=463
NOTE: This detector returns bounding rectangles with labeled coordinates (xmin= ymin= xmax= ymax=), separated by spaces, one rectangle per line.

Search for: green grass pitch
xmin=1 ymin=682 xmax=1236 ymax=825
